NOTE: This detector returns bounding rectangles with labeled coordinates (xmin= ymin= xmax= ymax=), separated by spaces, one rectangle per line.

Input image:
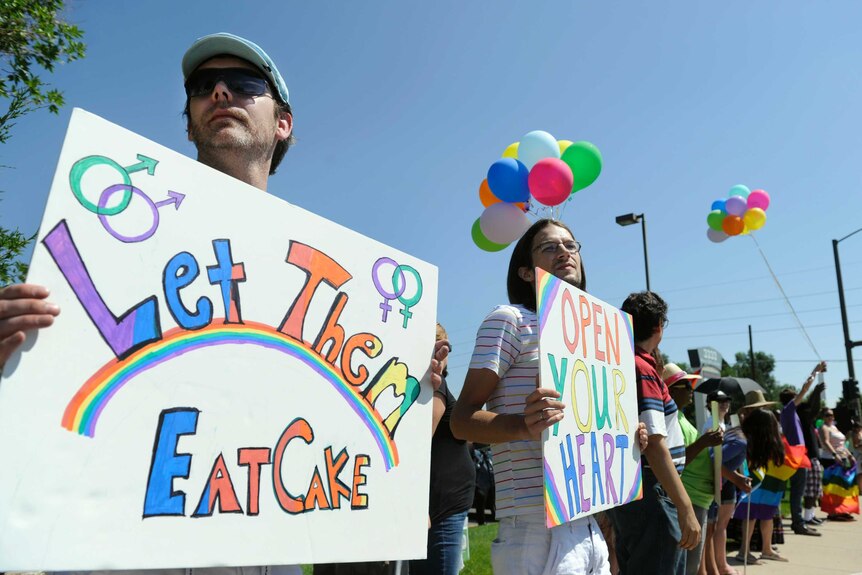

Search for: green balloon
xmin=561 ymin=141 xmax=603 ymax=193
xmin=471 ymin=218 xmax=509 ymax=252
xmin=707 ymin=210 xmax=725 ymax=231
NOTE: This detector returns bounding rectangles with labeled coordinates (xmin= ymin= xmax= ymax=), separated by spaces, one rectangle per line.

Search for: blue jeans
xmin=607 ymin=472 xmax=685 ymax=575
xmin=410 ymin=510 xmax=467 ymax=575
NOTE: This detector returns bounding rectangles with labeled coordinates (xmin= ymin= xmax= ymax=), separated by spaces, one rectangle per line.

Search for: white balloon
xmin=480 ymin=203 xmax=530 ymax=244
xmin=517 ymin=130 xmax=560 ymax=169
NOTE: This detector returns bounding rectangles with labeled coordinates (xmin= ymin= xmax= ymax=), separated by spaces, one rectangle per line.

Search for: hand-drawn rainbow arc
xmin=61 ymin=321 xmax=400 ymax=470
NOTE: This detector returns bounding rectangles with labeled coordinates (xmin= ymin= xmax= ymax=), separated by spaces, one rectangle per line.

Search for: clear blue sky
xmin=3 ymin=1 xmax=862 ymax=406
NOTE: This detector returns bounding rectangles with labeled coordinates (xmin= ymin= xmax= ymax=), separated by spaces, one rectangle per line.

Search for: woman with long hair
xmin=733 ymin=407 xmax=788 ymax=564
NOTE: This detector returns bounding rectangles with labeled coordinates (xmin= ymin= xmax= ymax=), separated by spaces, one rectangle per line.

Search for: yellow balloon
xmin=558 ymin=140 xmax=573 ymax=154
xmin=743 ymin=208 xmax=767 ymax=230
xmin=502 ymin=142 xmax=519 ymax=159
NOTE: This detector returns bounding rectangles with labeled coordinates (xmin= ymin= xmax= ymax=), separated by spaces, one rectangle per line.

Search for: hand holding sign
xmin=524 ymin=375 xmax=566 ymax=440
xmin=429 ymin=339 xmax=450 ymax=392
xmin=0 ymin=284 xmax=60 ymax=369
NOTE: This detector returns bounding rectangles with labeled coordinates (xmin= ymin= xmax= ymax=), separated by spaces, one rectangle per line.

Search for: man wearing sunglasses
xmin=182 ymin=32 xmax=295 ymax=190
xmin=0 ymin=32 xmax=296 ymax=374
xmin=0 ymin=32 xmax=448 ymax=575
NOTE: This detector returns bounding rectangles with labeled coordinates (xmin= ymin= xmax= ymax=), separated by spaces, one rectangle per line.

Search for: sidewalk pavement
xmin=731 ymin=516 xmax=862 ymax=575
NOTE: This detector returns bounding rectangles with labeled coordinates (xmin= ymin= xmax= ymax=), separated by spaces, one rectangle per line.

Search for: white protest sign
xmin=536 ymin=268 xmax=642 ymax=527
xmin=0 ymin=109 xmax=437 ymax=570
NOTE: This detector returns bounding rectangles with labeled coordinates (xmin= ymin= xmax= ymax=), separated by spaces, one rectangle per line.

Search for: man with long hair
xmin=453 ymin=219 xmax=647 ymax=574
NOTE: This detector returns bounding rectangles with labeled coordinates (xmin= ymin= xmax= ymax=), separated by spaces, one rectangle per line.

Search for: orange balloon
xmin=480 ymin=179 xmax=525 ymax=210
xmin=722 ymin=215 xmax=745 ymax=236
xmin=479 ymin=179 xmax=501 ymax=207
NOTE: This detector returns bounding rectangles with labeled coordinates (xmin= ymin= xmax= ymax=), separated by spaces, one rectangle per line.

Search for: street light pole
xmin=834 ymin=238 xmax=856 ymax=380
xmin=615 ymin=212 xmax=651 ymax=292
xmin=640 ymin=214 xmax=651 ymax=292
xmin=833 ymin=228 xmax=862 ymax=421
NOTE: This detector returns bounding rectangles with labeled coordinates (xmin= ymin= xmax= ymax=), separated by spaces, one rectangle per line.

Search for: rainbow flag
xmin=822 ymin=463 xmax=860 ymax=515
xmin=735 ymin=441 xmax=807 ymax=520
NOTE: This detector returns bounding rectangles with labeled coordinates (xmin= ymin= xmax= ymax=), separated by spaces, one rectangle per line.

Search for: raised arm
xmin=804 ymin=382 xmax=826 ymax=414
xmin=794 ymin=361 xmax=826 ymax=406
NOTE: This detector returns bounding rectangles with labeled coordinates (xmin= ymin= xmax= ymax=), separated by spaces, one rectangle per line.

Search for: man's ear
xmin=276 ymin=111 xmax=293 ymax=141
xmin=518 ymin=266 xmax=534 ymax=283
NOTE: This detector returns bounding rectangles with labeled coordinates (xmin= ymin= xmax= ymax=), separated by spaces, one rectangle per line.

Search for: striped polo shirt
xmin=635 ymin=347 xmax=686 ymax=474
xmin=469 ymin=304 xmax=543 ymax=518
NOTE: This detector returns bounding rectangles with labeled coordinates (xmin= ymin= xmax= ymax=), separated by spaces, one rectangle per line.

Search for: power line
xmin=671 ymin=303 xmax=862 ymax=326
xmin=662 ymin=318 xmax=862 ymax=340
xmin=773 ymin=359 xmax=849 ymax=363
xmin=670 ymin=287 xmax=862 ymax=312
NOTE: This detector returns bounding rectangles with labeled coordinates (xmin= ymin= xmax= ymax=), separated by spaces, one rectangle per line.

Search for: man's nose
xmin=210 ymin=79 xmax=233 ymax=102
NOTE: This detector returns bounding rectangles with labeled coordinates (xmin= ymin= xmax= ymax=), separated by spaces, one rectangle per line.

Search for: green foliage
xmin=0 ymin=1 xmax=83 ymax=282
xmin=0 ymin=0 xmax=85 ymax=143
xmin=0 ymin=226 xmax=31 ymax=285
xmin=724 ymin=350 xmax=781 ymax=400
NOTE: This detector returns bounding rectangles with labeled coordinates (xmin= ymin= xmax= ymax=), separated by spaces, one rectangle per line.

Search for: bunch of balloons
xmin=472 ymin=130 xmax=603 ymax=252
xmin=706 ymin=185 xmax=771 ymax=243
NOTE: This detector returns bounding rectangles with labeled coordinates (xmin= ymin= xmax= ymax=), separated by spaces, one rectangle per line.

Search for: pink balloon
xmin=725 ymin=195 xmax=747 ymax=216
xmin=479 ymin=203 xmax=531 ymax=244
xmin=747 ymin=189 xmax=770 ymax=211
xmin=528 ymin=158 xmax=574 ymax=206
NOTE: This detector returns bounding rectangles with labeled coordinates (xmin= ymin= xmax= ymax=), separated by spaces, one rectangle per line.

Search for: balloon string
xmin=749 ymin=234 xmax=822 ymax=359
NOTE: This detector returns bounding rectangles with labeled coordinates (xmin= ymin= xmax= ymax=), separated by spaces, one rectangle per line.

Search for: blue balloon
xmin=487 ymin=158 xmax=530 ymax=203
xmin=711 ymin=199 xmax=726 ymax=213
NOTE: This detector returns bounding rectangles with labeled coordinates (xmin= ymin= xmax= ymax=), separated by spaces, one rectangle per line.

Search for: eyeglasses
xmin=533 ymin=240 xmax=581 ymax=256
xmin=185 ymin=68 xmax=272 ymax=98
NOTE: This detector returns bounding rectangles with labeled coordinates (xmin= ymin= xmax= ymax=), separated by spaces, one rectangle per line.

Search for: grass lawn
xmin=462 ymin=522 xmax=497 ymax=575
xmin=299 ymin=522 xmax=497 ymax=575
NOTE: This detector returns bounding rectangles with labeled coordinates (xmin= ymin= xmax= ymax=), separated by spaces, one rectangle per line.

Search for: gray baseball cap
xmin=182 ymin=32 xmax=289 ymax=104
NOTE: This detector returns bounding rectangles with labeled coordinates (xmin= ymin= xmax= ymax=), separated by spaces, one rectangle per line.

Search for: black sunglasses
xmin=185 ymin=68 xmax=272 ymax=98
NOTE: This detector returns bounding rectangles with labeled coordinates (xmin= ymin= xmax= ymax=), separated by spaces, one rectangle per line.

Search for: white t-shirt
xmin=469 ymin=304 xmax=542 ymax=518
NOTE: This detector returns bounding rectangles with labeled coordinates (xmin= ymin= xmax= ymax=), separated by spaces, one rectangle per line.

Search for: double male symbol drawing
xmin=372 ymin=257 xmax=423 ymax=329
xmin=69 ymin=153 xmax=185 ymax=243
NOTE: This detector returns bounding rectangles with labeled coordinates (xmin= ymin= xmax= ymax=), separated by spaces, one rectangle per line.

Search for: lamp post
xmin=616 ymin=212 xmax=651 ymax=291
xmin=833 ymin=228 xmax=862 ymax=420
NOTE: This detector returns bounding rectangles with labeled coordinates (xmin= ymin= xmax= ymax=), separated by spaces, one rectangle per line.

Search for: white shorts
xmin=491 ymin=513 xmax=609 ymax=575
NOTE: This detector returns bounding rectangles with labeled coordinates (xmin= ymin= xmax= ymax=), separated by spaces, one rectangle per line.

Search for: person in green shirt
xmin=663 ymin=364 xmax=723 ymax=575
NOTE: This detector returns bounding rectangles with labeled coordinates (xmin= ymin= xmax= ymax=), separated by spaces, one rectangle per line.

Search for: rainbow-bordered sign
xmin=536 ymin=268 xmax=642 ymax=527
